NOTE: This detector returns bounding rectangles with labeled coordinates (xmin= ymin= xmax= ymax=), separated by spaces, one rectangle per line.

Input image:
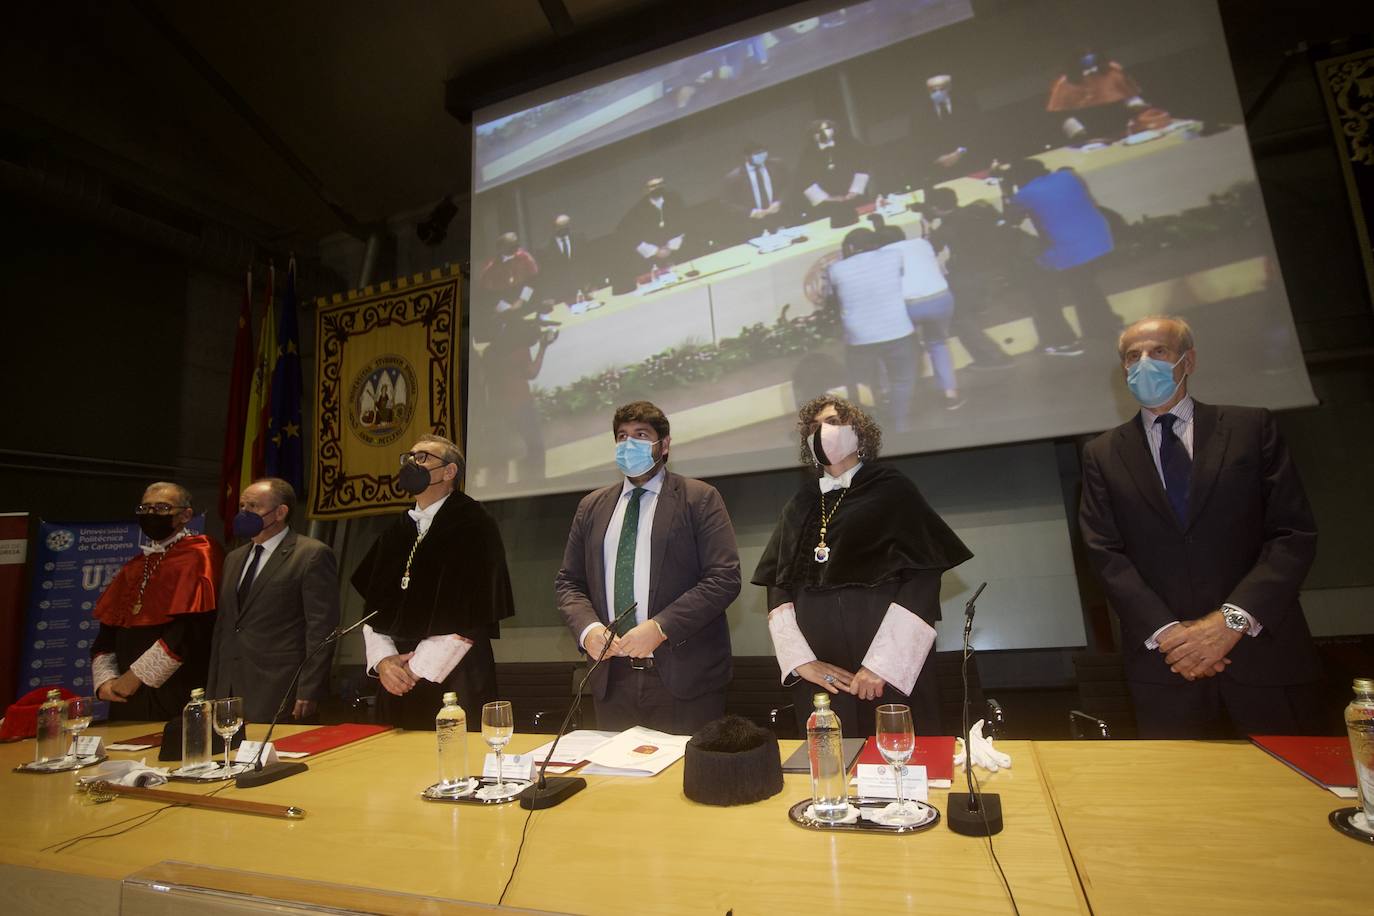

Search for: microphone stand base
xmin=235 ymin=761 xmax=309 ymax=789
xmin=946 ymin=792 xmax=1003 ymax=836
xmin=519 ymin=776 xmax=586 ymax=809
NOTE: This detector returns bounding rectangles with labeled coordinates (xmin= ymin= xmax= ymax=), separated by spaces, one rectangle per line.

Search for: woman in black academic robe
xmin=752 ymin=395 xmax=971 ymax=737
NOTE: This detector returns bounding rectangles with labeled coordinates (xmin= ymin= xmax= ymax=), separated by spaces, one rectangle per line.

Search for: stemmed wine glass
xmin=481 ymin=701 xmax=514 ymax=794
xmin=62 ymin=696 xmax=95 ymax=761
xmin=876 ymin=704 xmax=917 ymax=819
xmin=212 ymin=697 xmax=244 ymax=775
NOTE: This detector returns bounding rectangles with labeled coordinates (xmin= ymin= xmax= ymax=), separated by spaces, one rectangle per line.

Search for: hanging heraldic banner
xmin=1316 ymin=47 xmax=1374 ymax=310
xmin=309 ymin=268 xmax=462 ymax=519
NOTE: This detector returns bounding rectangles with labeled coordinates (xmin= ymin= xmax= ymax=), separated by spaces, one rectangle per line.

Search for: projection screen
xmin=466 ymin=0 xmax=1315 ymax=500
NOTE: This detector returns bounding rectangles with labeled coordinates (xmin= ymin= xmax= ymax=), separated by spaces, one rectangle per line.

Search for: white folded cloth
xmin=82 ymin=758 xmax=171 ymax=788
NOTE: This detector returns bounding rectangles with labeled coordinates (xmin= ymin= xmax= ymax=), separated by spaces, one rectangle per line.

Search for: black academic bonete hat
xmin=682 ymin=715 xmax=785 ymax=806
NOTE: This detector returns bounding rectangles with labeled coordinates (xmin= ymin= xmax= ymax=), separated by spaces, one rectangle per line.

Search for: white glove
xmin=81 ymin=758 xmax=170 ymax=788
xmin=953 ymin=718 xmax=1012 ymax=773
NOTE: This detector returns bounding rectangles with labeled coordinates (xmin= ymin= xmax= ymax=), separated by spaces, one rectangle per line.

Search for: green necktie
xmin=612 ymin=487 xmax=646 ymax=635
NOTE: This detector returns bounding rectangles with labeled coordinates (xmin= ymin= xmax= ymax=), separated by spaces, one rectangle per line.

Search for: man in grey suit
xmin=556 ymin=401 xmax=741 ymax=734
xmin=209 ymin=478 xmax=340 ymax=723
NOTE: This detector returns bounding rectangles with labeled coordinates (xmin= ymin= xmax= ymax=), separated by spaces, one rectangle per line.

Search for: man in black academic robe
xmin=616 ymin=177 xmax=693 ymax=289
xmin=351 ymin=434 xmax=515 ymax=730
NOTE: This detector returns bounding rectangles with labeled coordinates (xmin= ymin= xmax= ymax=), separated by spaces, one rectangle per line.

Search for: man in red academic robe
xmin=92 ymin=482 xmax=223 ymax=721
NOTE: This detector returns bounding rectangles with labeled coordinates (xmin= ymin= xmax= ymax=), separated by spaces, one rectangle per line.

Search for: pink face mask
xmin=810 ymin=423 xmax=859 ymax=467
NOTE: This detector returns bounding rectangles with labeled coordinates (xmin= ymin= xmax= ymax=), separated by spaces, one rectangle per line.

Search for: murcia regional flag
xmin=309 ymin=267 xmax=462 ymax=519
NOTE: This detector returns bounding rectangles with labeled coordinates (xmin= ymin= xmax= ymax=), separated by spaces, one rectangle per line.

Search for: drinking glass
xmin=481 ymin=701 xmax=514 ymax=793
xmin=212 ymin=697 xmax=244 ymax=774
xmin=62 ymin=696 xmax=95 ymax=760
xmin=876 ymin=704 xmax=917 ymax=816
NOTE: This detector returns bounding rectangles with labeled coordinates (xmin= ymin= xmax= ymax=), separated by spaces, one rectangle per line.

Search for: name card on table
xmin=483 ymin=753 xmax=535 ymax=781
xmin=856 ymin=763 xmax=928 ymax=802
xmin=235 ymin=741 xmax=280 ymax=766
xmin=67 ymin=735 xmax=103 ymax=757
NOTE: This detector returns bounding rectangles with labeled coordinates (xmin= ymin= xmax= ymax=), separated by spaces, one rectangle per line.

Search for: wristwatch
xmin=1221 ymin=606 xmax=1250 ymax=633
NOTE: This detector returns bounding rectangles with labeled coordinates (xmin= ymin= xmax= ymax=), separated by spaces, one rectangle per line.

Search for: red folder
xmin=274 ymin=723 xmax=392 ymax=756
xmin=854 ymin=735 xmax=956 ymax=782
xmin=1249 ymin=735 xmax=1356 ymax=791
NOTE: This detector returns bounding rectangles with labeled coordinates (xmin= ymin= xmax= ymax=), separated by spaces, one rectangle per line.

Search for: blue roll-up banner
xmin=16 ymin=517 xmax=206 ymax=708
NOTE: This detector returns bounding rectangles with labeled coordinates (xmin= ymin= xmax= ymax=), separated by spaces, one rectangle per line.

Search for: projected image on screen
xmin=467 ymin=0 xmax=1313 ymax=500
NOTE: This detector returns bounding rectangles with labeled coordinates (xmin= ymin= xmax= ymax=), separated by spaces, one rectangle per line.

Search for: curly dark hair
xmin=795 ymin=394 xmax=882 ymax=470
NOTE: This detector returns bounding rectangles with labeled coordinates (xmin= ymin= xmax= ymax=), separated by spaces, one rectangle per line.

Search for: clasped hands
xmin=377 ymin=652 xmax=419 ymax=696
xmin=1156 ymin=609 xmax=1242 ymax=682
xmin=796 ymin=660 xmax=887 ymax=701
xmin=96 ymin=670 xmax=143 ymax=703
xmin=584 ymin=621 xmax=666 ymax=660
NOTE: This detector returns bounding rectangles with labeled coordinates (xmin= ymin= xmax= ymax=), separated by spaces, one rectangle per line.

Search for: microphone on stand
xmin=947 ymin=582 xmax=1003 ymax=836
xmin=520 ymin=602 xmax=638 ymax=810
xmin=236 ymin=610 xmax=379 ymax=789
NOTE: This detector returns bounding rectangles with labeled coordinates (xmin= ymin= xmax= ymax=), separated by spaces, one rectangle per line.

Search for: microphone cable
xmin=962 ymin=640 xmax=1019 ymax=916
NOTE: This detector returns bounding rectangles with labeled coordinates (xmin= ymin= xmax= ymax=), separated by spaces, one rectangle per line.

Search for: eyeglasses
xmin=136 ymin=503 xmax=189 ymax=515
xmin=399 ymin=450 xmax=445 ymax=467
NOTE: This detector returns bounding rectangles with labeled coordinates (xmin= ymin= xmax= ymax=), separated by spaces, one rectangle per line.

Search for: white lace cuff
xmin=92 ymin=652 xmax=120 ymax=690
xmin=849 ymin=172 xmax=870 ymax=196
xmin=636 ymin=241 xmax=659 ymax=259
xmin=767 ymin=603 xmax=817 ymax=685
xmin=128 ymin=639 xmax=181 ymax=688
xmin=803 ymin=183 xmax=827 ymax=206
xmin=362 ymin=624 xmax=399 ymax=676
xmin=861 ymin=602 xmax=936 ymax=697
xmin=409 ymin=634 xmax=473 ymax=683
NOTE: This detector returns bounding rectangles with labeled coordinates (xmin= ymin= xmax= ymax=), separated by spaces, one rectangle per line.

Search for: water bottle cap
xmin=190 ymin=687 xmax=205 ymax=700
xmin=442 ymin=691 xmax=459 ymax=705
xmin=1355 ymin=678 xmax=1374 ymax=694
xmin=813 ymin=692 xmax=831 ymax=708
xmin=46 ymin=688 xmax=62 ymax=700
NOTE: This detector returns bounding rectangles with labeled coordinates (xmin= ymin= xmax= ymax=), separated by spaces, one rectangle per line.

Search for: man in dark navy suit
xmin=1079 ymin=316 xmax=1322 ymax=738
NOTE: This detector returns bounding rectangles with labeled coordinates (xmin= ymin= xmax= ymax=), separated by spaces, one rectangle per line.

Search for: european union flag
xmin=265 ymin=257 xmax=304 ymax=494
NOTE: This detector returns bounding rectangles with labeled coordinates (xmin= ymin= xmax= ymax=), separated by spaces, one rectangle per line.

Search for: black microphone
xmin=520 ymin=602 xmax=638 ymax=810
xmin=947 ymin=582 xmax=1003 ymax=836
xmin=236 ymin=610 xmax=379 ymax=789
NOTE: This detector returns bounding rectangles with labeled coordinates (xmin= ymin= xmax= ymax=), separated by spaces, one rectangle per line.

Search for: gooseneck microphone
xmin=947 ymin=582 xmax=1003 ymax=836
xmin=236 ymin=610 xmax=379 ymax=789
xmin=520 ymin=602 xmax=638 ymax=810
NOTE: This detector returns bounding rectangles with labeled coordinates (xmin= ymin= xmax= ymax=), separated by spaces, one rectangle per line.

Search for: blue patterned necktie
xmin=612 ymin=488 xmax=646 ymax=635
xmin=1156 ymin=414 xmax=1191 ymax=524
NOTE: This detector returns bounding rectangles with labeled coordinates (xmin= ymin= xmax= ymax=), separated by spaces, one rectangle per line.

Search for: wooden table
xmin=1 ymin=723 xmax=1084 ymax=914
xmin=1032 ymin=740 xmax=1370 ymax=915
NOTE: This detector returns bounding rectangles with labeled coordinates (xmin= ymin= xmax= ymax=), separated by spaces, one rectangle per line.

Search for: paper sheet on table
xmin=526 ymin=730 xmax=616 ymax=772
xmin=581 ymin=726 xmax=689 ymax=777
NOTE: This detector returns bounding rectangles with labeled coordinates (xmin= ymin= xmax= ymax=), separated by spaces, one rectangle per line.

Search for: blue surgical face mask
xmin=1126 ymin=355 xmax=1185 ymax=409
xmin=930 ymin=89 xmax=950 ymax=106
xmin=749 ymin=151 xmax=768 ymax=166
xmin=615 ymin=437 xmax=659 ymax=477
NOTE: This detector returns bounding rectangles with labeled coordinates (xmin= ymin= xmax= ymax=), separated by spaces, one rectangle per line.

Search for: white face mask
xmin=810 ymin=423 xmax=859 ymax=468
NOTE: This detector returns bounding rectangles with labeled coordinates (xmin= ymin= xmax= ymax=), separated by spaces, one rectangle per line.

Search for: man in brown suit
xmin=555 ymin=401 xmax=741 ymax=734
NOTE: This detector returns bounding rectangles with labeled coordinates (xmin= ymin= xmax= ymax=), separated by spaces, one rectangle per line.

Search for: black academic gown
xmin=351 ymin=492 xmax=515 ymax=730
xmin=753 ymin=463 xmax=972 ymax=736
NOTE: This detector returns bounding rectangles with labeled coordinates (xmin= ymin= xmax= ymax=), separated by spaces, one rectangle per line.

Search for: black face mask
xmin=138 ymin=513 xmax=178 ymax=541
xmin=811 ymin=428 xmax=831 ymax=467
xmin=398 ymin=461 xmax=442 ymax=495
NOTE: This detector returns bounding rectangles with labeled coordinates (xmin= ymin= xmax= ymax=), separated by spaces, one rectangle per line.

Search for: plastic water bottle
xmin=1345 ymin=678 xmax=1374 ymax=823
xmin=181 ymin=687 xmax=213 ymax=772
xmin=807 ymin=692 xmax=848 ymax=822
xmin=35 ymin=689 xmax=65 ymax=765
xmin=436 ymin=691 xmax=469 ymax=793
